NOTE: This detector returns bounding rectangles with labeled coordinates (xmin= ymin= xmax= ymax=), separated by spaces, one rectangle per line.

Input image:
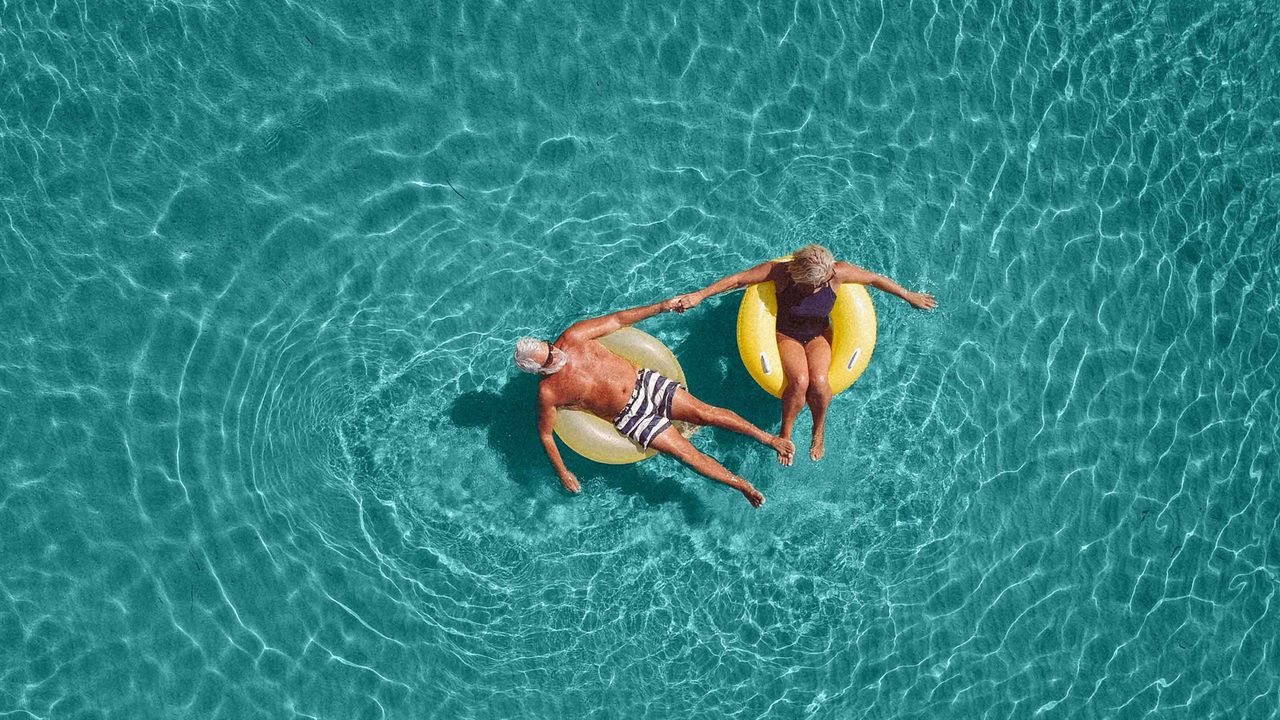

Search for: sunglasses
xmin=542 ymin=341 xmax=560 ymax=369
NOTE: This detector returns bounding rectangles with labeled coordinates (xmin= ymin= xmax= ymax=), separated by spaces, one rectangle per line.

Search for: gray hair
xmin=514 ymin=337 xmax=566 ymax=375
xmin=787 ymin=244 xmax=836 ymax=286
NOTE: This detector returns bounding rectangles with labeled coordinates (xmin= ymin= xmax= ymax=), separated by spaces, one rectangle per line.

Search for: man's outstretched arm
xmin=537 ymin=391 xmax=579 ymax=493
xmin=561 ymin=298 xmax=678 ymax=341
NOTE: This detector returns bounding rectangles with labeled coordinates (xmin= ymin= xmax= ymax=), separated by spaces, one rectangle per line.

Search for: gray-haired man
xmin=514 ymin=299 xmax=794 ymax=507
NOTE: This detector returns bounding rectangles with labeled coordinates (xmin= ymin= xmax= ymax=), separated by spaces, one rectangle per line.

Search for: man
xmin=514 ymin=298 xmax=795 ymax=508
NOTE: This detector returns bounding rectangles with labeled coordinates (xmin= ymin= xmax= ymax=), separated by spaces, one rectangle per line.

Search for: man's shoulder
xmin=537 ymin=379 xmax=560 ymax=402
xmin=554 ymin=329 xmax=594 ymax=348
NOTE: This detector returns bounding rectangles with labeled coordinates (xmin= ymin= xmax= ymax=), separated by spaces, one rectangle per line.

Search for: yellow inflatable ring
xmin=553 ymin=327 xmax=689 ymax=465
xmin=737 ymin=263 xmax=877 ymax=398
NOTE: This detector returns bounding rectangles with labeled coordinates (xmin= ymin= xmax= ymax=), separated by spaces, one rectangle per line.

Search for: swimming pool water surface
xmin=1 ymin=1 xmax=1278 ymax=718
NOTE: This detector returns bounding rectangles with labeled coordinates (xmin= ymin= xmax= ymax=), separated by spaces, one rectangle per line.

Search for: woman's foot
xmin=773 ymin=435 xmax=795 ymax=466
xmin=810 ymin=430 xmax=825 ymax=461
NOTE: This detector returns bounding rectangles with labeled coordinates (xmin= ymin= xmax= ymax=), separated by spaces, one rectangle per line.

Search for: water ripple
xmin=1 ymin=0 xmax=1278 ymax=718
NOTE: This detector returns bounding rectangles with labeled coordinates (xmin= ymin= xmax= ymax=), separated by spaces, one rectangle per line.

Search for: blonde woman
xmin=669 ymin=245 xmax=937 ymax=463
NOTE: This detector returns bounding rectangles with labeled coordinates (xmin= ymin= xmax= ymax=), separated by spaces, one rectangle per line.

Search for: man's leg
xmin=669 ymin=387 xmax=795 ymax=464
xmin=647 ymin=425 xmax=765 ymax=508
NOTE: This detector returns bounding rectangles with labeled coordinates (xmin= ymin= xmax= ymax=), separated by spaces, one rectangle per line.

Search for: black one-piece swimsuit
xmin=775 ymin=281 xmax=837 ymax=344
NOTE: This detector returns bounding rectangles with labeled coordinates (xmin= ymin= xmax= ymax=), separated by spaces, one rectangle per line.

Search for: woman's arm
xmin=835 ymin=262 xmax=937 ymax=309
xmin=671 ymin=261 xmax=778 ymax=312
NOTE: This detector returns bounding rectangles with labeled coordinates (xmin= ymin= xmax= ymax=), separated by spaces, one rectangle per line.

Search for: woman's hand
xmin=559 ymin=471 xmax=581 ymax=493
xmin=669 ymin=293 xmax=703 ymax=313
xmin=906 ymin=291 xmax=937 ymax=310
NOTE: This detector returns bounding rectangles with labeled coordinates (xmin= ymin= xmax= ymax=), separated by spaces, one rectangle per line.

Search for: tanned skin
xmin=671 ymin=260 xmax=937 ymax=463
xmin=534 ymin=299 xmax=794 ymax=508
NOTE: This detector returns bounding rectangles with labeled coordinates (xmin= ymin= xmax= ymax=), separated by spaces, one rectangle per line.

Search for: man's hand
xmin=559 ymin=471 xmax=581 ymax=493
xmin=669 ymin=293 xmax=703 ymax=313
xmin=659 ymin=298 xmax=683 ymax=313
xmin=906 ymin=291 xmax=937 ymax=310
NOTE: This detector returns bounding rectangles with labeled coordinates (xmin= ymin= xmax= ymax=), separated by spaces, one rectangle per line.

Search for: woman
xmin=669 ymin=244 xmax=936 ymax=464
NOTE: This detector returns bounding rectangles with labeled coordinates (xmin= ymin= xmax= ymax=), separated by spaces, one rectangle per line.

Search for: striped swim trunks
xmin=613 ymin=368 xmax=680 ymax=449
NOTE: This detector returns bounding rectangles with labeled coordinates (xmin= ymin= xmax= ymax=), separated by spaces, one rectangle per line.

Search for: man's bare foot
xmin=810 ymin=433 xmax=825 ymax=462
xmin=741 ymin=484 xmax=765 ymax=508
xmin=772 ymin=436 xmax=795 ymax=466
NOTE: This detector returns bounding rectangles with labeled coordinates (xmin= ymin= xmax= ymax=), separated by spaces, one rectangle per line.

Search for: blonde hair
xmin=787 ymin=244 xmax=835 ymax=286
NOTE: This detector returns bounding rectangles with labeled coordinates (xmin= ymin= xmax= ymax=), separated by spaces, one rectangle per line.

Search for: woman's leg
xmin=776 ymin=332 xmax=809 ymax=467
xmin=803 ymin=331 xmax=833 ymax=461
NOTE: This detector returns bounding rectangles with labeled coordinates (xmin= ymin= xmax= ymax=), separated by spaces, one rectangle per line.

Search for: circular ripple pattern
xmin=2 ymin=1 xmax=1278 ymax=718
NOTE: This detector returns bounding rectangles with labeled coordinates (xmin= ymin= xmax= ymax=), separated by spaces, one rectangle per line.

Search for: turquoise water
xmin=2 ymin=0 xmax=1278 ymax=717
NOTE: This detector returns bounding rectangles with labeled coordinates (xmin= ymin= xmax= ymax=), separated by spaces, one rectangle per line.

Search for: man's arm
xmin=537 ymin=391 xmax=579 ymax=493
xmin=834 ymin=262 xmax=937 ymax=310
xmin=561 ymin=298 xmax=678 ymax=341
xmin=670 ymin=261 xmax=778 ymax=312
